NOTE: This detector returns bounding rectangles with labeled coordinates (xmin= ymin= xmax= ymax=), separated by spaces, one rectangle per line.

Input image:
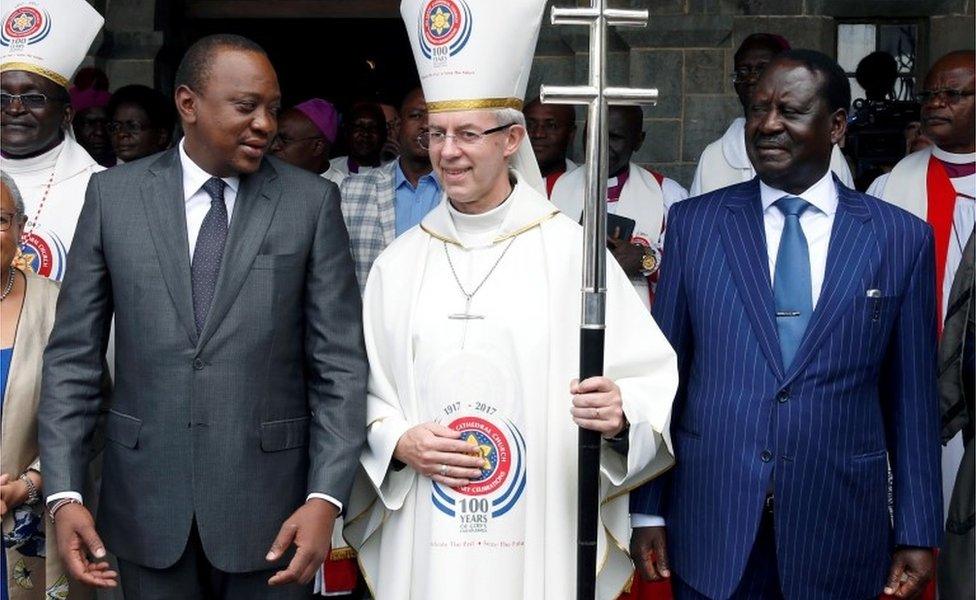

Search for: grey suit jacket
xmin=339 ymin=161 xmax=397 ymax=293
xmin=38 ymin=148 xmax=367 ymax=573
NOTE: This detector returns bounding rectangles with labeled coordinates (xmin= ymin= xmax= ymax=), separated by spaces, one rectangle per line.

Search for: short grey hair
xmin=0 ymin=171 xmax=25 ymax=217
xmin=494 ymin=107 xmax=526 ymax=128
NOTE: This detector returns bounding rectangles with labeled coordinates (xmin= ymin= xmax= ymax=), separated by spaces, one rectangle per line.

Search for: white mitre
xmin=0 ymin=0 xmax=104 ymax=88
xmin=401 ymin=0 xmax=547 ymax=194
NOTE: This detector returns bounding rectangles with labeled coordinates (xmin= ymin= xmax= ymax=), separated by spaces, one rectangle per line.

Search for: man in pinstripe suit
xmin=630 ymin=50 xmax=942 ymax=599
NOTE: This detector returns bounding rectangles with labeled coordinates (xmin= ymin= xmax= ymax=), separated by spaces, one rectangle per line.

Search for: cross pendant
xmin=448 ymin=296 xmax=484 ymax=320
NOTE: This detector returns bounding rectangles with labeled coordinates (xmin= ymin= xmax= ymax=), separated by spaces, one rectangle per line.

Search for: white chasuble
xmin=346 ymin=172 xmax=679 ymax=600
xmin=410 ymin=200 xmax=547 ymax=598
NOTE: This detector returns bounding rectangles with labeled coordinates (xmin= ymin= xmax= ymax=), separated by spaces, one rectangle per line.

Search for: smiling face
xmin=1 ymin=70 xmax=71 ymax=157
xmin=745 ymin=59 xmax=846 ymax=194
xmin=920 ymin=52 xmax=975 ymax=153
xmin=427 ymin=109 xmax=523 ymax=214
xmin=176 ymin=47 xmax=280 ymax=177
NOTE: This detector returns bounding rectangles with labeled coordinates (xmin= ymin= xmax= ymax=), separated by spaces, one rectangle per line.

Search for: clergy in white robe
xmin=1 ymin=0 xmax=105 ymax=282
xmin=868 ymin=50 xmax=976 ymax=530
xmin=346 ymin=168 xmax=677 ymax=600
xmin=551 ymin=162 xmax=687 ymax=311
xmin=346 ymin=4 xmax=677 ymax=597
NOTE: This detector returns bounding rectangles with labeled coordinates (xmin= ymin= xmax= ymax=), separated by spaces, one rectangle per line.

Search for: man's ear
xmin=503 ymin=124 xmax=526 ymax=159
xmin=829 ymin=108 xmax=847 ymax=145
xmin=636 ymin=130 xmax=646 ymax=152
xmin=175 ymin=85 xmax=199 ymax=126
xmin=61 ymin=103 xmax=74 ymax=131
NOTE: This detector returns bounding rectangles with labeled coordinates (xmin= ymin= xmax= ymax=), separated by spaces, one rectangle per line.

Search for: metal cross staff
xmin=539 ymin=2 xmax=657 ymax=599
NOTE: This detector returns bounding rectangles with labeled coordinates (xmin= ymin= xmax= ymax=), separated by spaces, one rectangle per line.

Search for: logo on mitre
xmin=1 ymin=5 xmax=51 ymax=49
xmin=418 ymin=0 xmax=472 ymax=64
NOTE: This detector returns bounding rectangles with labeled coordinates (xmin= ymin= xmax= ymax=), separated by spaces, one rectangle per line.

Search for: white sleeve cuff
xmin=307 ymin=493 xmax=343 ymax=513
xmin=46 ymin=491 xmax=83 ymax=505
xmin=631 ymin=513 xmax=665 ymax=528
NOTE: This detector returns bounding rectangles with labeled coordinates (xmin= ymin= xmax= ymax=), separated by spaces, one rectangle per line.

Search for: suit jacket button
xmin=760 ymin=450 xmax=773 ymax=463
xmin=777 ymin=388 xmax=790 ymax=403
xmin=193 ymin=358 xmax=205 ymax=370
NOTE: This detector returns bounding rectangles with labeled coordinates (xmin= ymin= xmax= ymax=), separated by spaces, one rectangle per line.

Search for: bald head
xmin=920 ymin=50 xmax=975 ymax=153
xmin=524 ymin=98 xmax=576 ymax=175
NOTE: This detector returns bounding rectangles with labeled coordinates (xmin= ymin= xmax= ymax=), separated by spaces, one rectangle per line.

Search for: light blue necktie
xmin=773 ymin=196 xmax=812 ymax=369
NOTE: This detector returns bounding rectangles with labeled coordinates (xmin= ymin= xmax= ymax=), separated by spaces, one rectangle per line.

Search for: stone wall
xmin=83 ymin=0 xmax=975 ymax=188
xmin=528 ymin=0 xmax=975 ymax=188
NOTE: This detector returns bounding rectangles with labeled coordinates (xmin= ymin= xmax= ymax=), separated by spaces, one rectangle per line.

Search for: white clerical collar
xmin=759 ymin=169 xmax=838 ymax=217
xmin=422 ymin=170 xmax=559 ymax=248
xmin=2 ymin=140 xmax=63 ymax=174
xmin=932 ymin=145 xmax=976 ymax=165
xmin=178 ymin=138 xmax=240 ymax=203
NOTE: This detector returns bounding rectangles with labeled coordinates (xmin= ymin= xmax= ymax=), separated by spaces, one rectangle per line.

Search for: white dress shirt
xmin=179 ymin=139 xmax=239 ymax=261
xmin=631 ymin=170 xmax=838 ymax=528
xmin=48 ymin=140 xmax=342 ymax=512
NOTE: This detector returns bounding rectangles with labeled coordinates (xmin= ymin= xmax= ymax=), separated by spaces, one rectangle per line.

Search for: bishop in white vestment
xmin=345 ymin=1 xmax=678 ymax=598
xmin=1 ymin=0 xmax=105 ymax=281
xmin=347 ymin=172 xmax=677 ymax=600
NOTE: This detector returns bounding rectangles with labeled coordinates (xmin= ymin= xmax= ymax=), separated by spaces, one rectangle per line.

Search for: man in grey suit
xmin=38 ymin=34 xmax=367 ymax=598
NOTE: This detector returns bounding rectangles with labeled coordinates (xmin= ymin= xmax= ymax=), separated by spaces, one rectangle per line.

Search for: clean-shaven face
xmin=427 ymin=109 xmax=523 ymax=213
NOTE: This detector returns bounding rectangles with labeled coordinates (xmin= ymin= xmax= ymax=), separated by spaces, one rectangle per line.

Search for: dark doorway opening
xmin=158 ymin=15 xmax=419 ymax=112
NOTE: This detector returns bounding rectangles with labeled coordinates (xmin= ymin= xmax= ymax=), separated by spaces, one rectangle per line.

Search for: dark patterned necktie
xmin=191 ymin=177 xmax=228 ymax=334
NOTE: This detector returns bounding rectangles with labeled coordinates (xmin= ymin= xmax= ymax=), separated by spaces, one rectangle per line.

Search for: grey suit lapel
xmin=142 ymin=148 xmax=197 ymax=345
xmin=196 ymin=158 xmax=281 ymax=350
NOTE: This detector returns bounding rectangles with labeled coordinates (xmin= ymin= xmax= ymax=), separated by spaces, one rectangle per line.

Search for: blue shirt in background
xmin=394 ymin=161 xmax=441 ymax=236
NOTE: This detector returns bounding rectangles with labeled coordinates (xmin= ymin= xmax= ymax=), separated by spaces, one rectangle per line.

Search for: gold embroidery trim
xmin=0 ymin=62 xmax=69 ymax=88
xmin=422 ymin=210 xmax=560 ymax=247
xmin=328 ymin=546 xmax=357 ymax=561
xmin=426 ymin=97 xmax=523 ymax=113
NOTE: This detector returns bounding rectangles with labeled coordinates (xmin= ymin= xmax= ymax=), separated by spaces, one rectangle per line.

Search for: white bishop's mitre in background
xmin=1 ymin=0 xmax=104 ymax=88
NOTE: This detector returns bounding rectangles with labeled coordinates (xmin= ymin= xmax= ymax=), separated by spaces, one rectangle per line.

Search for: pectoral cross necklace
xmin=443 ymin=238 xmax=516 ymax=347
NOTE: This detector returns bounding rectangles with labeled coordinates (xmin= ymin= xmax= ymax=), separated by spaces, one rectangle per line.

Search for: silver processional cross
xmin=539 ymin=1 xmax=657 ymax=599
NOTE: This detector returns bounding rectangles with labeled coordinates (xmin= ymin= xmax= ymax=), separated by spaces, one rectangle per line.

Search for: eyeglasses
xmin=0 ymin=92 xmax=61 ymax=110
xmin=418 ymin=123 xmax=517 ymax=150
xmin=107 ymin=120 xmax=151 ymax=134
xmin=0 ymin=211 xmax=24 ymax=232
xmin=271 ymin=133 xmax=323 ymax=147
xmin=730 ymin=66 xmax=767 ymax=85
xmin=916 ymin=88 xmax=975 ymax=104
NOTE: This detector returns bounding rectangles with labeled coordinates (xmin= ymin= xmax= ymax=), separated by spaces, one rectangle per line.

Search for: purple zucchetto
xmin=294 ymin=98 xmax=339 ymax=144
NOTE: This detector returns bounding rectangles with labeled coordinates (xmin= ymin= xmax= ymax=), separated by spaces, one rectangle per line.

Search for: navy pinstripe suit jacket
xmin=630 ymin=176 xmax=943 ymax=599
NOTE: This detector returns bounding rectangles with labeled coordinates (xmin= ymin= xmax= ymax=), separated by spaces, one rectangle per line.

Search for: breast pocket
xmin=850 ymin=294 xmax=896 ymax=360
